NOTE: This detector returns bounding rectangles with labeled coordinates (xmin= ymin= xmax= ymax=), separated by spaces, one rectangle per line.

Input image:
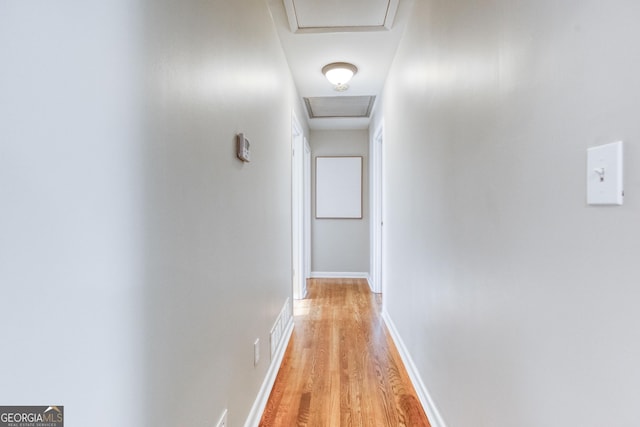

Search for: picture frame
xmin=315 ymin=156 xmax=363 ymax=219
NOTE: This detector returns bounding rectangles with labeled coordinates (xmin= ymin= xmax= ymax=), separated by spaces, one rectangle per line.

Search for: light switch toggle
xmin=587 ymin=141 xmax=623 ymax=205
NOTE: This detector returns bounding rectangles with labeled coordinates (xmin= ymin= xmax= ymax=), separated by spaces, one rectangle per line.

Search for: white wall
xmin=0 ymin=1 xmax=144 ymax=425
xmin=310 ymin=130 xmax=370 ymax=275
xmin=377 ymin=0 xmax=640 ymax=426
xmin=142 ymin=0 xmax=308 ymax=425
xmin=0 ymin=0 xmax=305 ymax=426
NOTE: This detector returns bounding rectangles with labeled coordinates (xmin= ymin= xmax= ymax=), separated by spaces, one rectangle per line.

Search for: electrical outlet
xmin=215 ymin=409 xmax=227 ymax=427
xmin=254 ymin=338 xmax=260 ymax=366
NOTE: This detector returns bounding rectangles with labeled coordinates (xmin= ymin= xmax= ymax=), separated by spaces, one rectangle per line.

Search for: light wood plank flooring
xmin=260 ymin=278 xmax=431 ymax=427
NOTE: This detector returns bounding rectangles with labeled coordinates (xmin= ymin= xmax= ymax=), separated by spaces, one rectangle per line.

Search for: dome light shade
xmin=322 ymin=62 xmax=358 ymax=90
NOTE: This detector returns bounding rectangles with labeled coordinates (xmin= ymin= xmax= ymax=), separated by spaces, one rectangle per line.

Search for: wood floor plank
xmin=259 ymin=279 xmax=431 ymax=427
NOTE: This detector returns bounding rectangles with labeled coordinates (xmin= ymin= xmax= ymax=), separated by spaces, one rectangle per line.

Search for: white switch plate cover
xmin=587 ymin=141 xmax=623 ymax=205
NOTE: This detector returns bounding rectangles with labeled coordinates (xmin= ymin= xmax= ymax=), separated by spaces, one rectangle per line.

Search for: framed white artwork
xmin=315 ymin=156 xmax=362 ymax=219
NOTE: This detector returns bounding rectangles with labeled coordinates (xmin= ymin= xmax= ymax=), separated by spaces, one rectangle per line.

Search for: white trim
xmin=366 ymin=276 xmax=374 ymax=292
xmin=282 ymin=0 xmax=299 ymax=33
xmin=292 ymin=111 xmax=306 ymax=300
xmin=384 ymin=0 xmax=400 ymax=30
xmin=311 ymin=272 xmax=375 ymax=291
xmin=243 ymin=317 xmax=294 ymax=427
xmin=370 ymin=121 xmax=384 ymax=294
xmin=310 ymin=271 xmax=370 ymax=279
xmin=282 ymin=0 xmax=398 ymax=33
xmin=381 ymin=310 xmax=448 ymax=427
xmin=303 ymin=139 xmax=312 ymax=284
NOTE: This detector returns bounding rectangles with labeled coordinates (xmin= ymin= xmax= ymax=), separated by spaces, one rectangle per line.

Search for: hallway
xmin=259 ymin=279 xmax=430 ymax=427
xmin=4 ymin=1 xmax=640 ymax=425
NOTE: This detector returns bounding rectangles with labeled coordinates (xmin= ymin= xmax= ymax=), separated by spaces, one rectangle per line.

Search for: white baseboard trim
xmin=366 ymin=276 xmax=374 ymax=292
xmin=381 ymin=310 xmax=448 ymax=427
xmin=243 ymin=317 xmax=294 ymax=427
xmin=310 ymin=271 xmax=370 ymax=279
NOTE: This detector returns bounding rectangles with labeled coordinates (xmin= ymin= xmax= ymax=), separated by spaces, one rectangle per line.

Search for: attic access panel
xmin=284 ymin=0 xmax=399 ymax=32
xmin=304 ymin=96 xmax=376 ymax=119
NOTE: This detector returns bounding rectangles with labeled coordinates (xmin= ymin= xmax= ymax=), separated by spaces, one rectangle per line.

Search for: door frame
xmin=370 ymin=121 xmax=384 ymax=294
xmin=291 ymin=112 xmax=307 ymax=300
xmin=303 ymin=138 xmax=312 ymax=284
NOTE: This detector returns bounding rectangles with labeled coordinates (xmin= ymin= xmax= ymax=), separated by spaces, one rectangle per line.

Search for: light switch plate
xmin=587 ymin=141 xmax=623 ymax=205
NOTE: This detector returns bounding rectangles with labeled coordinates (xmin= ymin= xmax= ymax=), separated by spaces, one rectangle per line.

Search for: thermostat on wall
xmin=237 ymin=133 xmax=251 ymax=162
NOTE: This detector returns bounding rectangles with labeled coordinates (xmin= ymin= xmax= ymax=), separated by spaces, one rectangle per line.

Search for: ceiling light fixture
xmin=322 ymin=62 xmax=358 ymax=92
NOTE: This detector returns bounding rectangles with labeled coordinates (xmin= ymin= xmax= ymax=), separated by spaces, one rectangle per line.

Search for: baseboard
xmin=381 ymin=310 xmax=448 ymax=427
xmin=310 ymin=271 xmax=370 ymax=279
xmin=366 ymin=275 xmax=375 ymax=292
xmin=243 ymin=317 xmax=294 ymax=427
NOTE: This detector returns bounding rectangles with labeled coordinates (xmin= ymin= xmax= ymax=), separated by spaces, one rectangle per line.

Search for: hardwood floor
xmin=260 ymin=278 xmax=431 ymax=427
